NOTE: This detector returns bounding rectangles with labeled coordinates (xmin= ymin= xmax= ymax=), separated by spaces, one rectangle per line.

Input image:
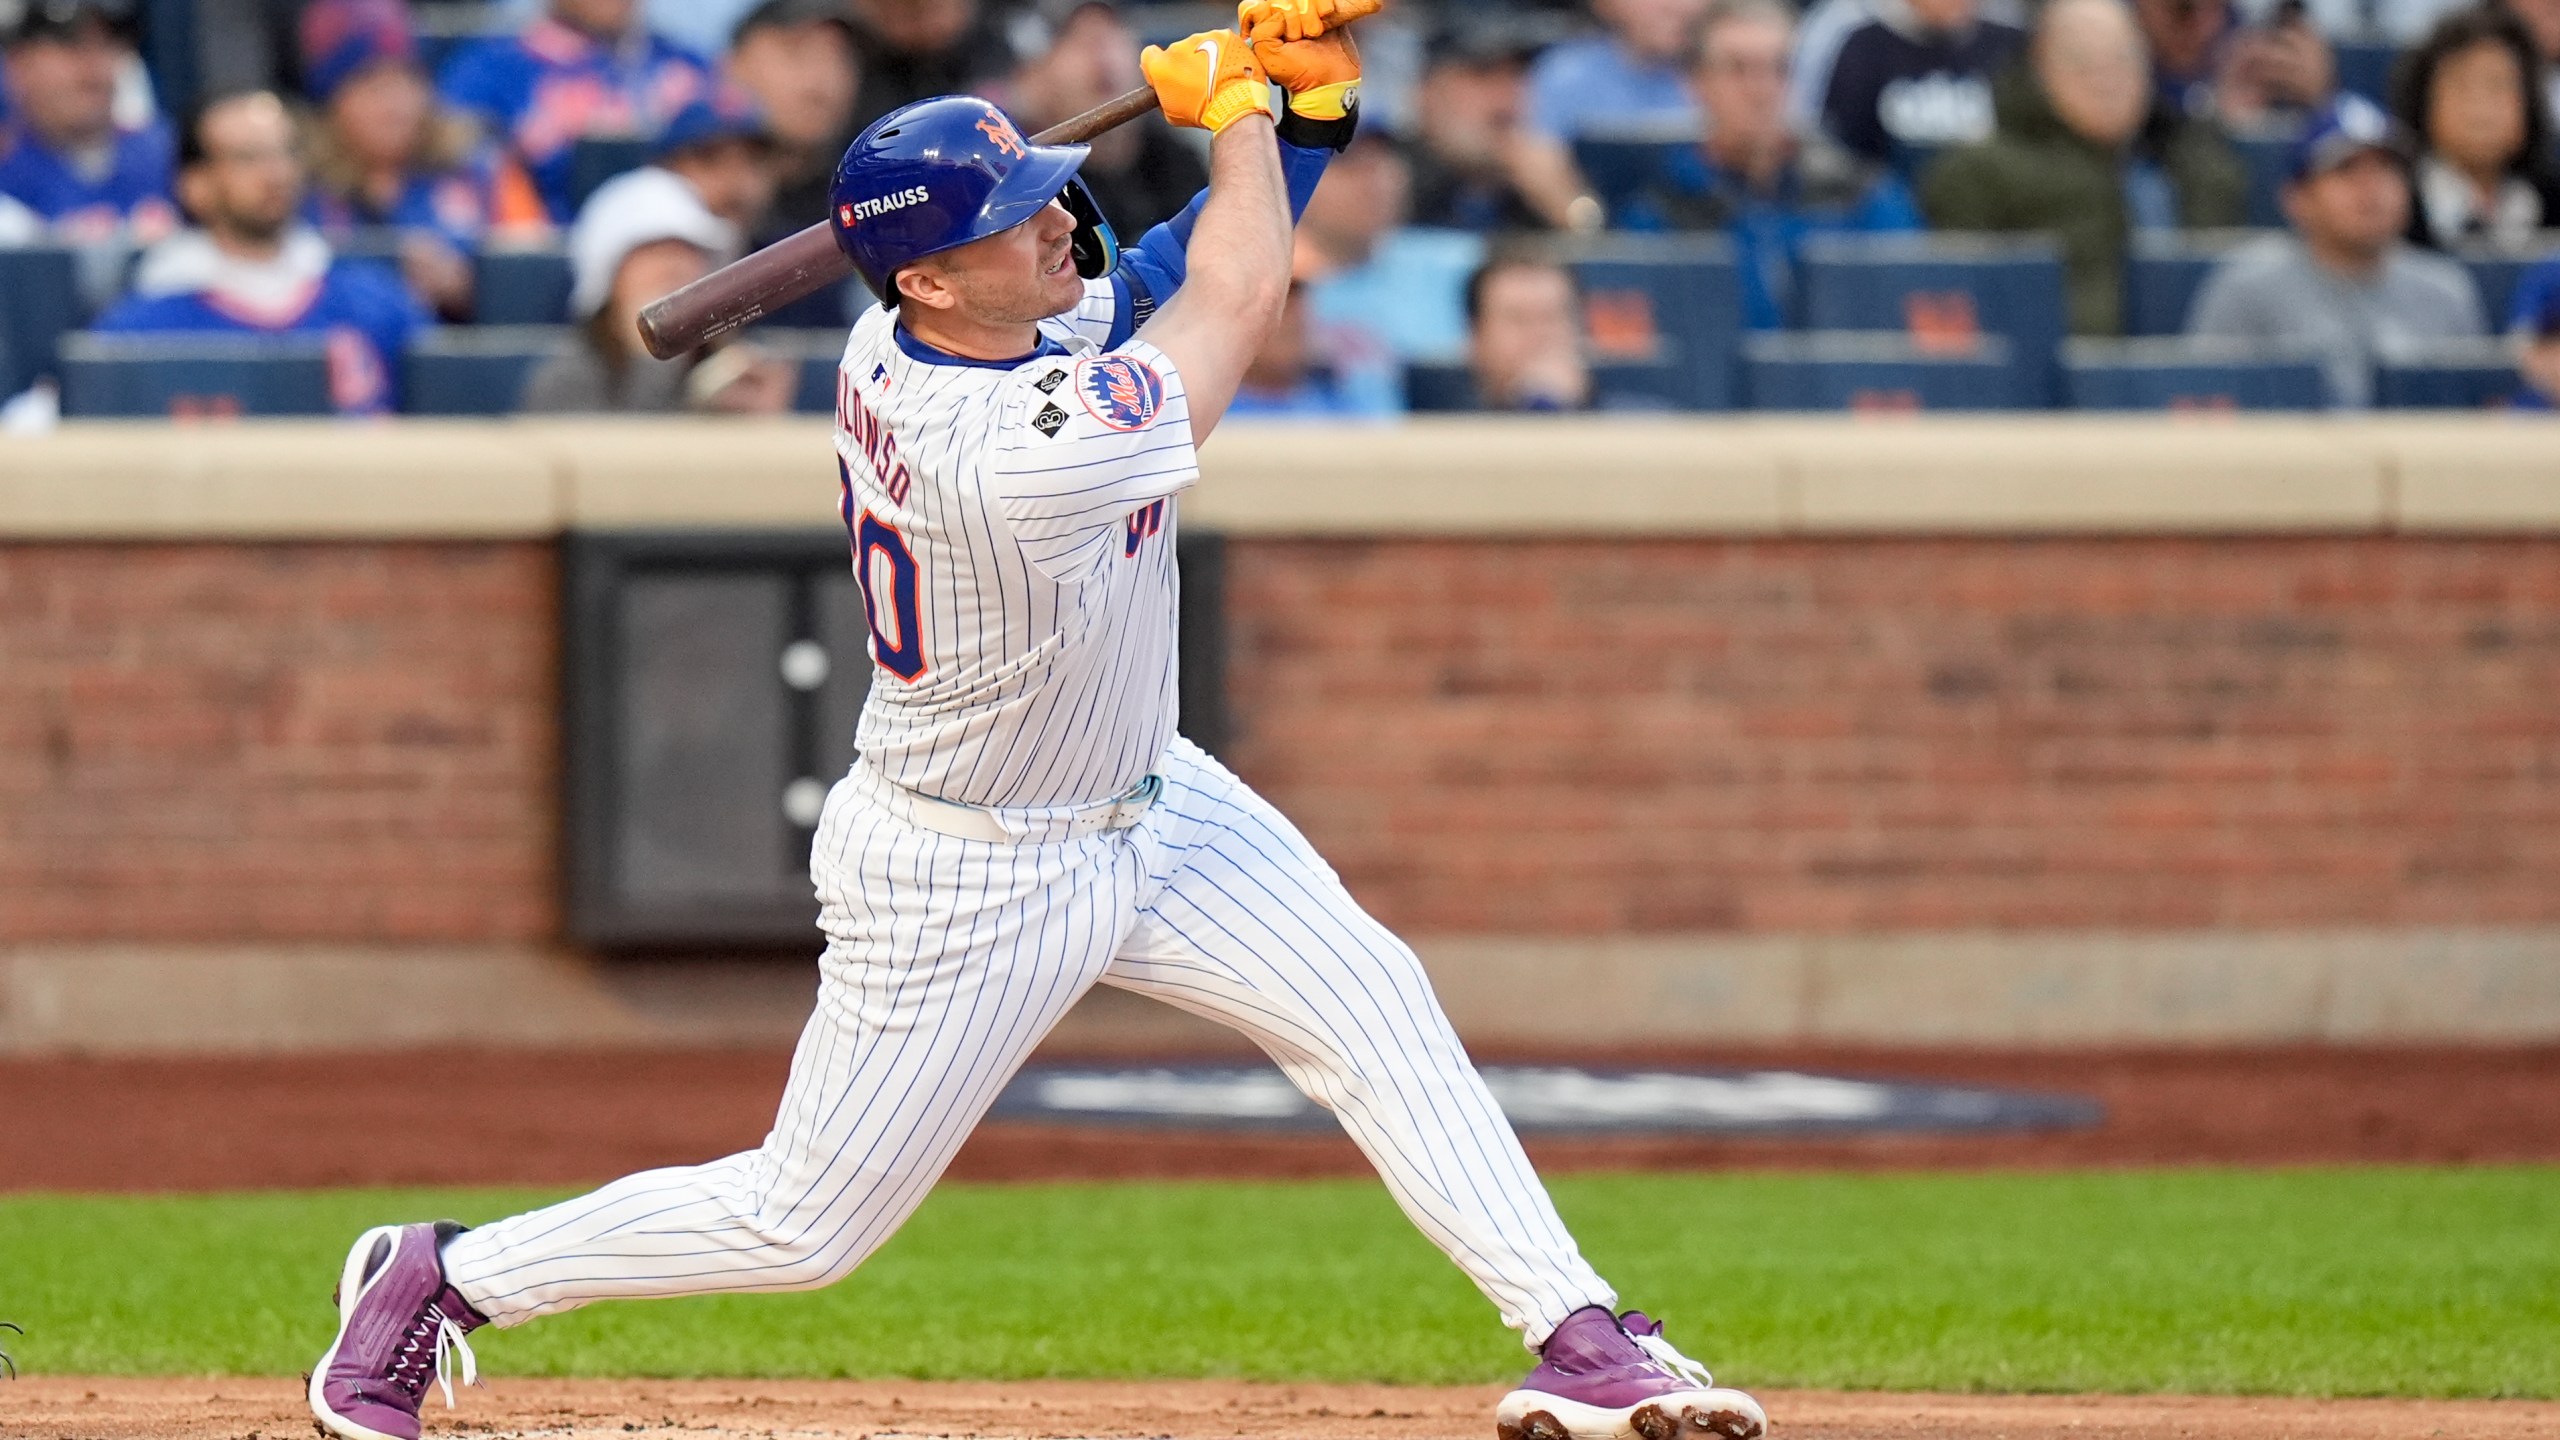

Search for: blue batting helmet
xmin=828 ymin=95 xmax=1119 ymax=303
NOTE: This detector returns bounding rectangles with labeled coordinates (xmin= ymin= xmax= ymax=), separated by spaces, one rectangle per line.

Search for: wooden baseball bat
xmin=636 ymin=87 xmax=1163 ymax=360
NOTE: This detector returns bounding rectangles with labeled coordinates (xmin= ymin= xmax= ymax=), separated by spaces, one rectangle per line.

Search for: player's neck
xmin=896 ymin=307 xmax=1044 ymax=364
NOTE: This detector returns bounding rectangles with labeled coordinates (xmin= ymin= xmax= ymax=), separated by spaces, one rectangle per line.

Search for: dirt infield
xmin=8 ymin=1377 xmax=2558 ymax=1440
xmin=5 ymin=1044 xmax=2560 ymax=1193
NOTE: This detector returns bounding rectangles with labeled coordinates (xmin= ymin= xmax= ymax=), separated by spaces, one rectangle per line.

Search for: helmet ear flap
xmin=1058 ymin=178 xmax=1118 ymax=280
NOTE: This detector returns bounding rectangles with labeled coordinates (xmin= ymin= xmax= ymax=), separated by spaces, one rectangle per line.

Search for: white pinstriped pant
xmin=441 ymin=737 xmax=1614 ymax=1346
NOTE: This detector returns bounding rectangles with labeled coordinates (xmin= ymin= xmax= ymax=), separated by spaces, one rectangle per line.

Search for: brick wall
xmin=1222 ymin=537 xmax=2560 ymax=935
xmin=0 ymin=543 xmax=557 ymax=942
xmin=5 ymin=536 xmax=2556 ymax=944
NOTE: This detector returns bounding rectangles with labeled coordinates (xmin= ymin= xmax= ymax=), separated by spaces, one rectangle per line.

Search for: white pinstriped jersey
xmin=832 ymin=283 xmax=1197 ymax=809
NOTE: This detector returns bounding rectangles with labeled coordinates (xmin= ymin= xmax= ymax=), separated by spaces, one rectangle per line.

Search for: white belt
xmin=875 ymin=773 xmax=1162 ymax=845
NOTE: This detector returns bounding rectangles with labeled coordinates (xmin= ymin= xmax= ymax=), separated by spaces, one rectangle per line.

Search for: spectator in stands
xmin=2515 ymin=268 xmax=2560 ymax=405
xmin=1460 ymin=248 xmax=1652 ymax=410
xmin=0 ymin=0 xmax=176 ymax=246
xmin=91 ymin=90 xmax=427 ymax=415
xmin=725 ymin=0 xmax=862 ymax=243
xmin=437 ymin=0 xmax=715 ymax=223
xmin=845 ymin=0 xmax=1017 ymax=129
xmin=1820 ymin=0 xmax=2026 ymax=171
xmin=524 ymin=164 xmax=792 ymax=412
xmin=1466 ymin=250 xmax=1591 ymax=409
xmin=2133 ymin=0 xmax=2335 ymax=128
xmin=1620 ymin=0 xmax=1920 ymax=328
xmin=1228 ymin=282 xmax=1372 ymax=417
xmin=1000 ymin=0 xmax=1204 ymax=236
xmin=651 ymin=85 xmax=778 ymax=234
xmin=1510 ymin=0 xmax=1710 ymax=229
xmin=2187 ymin=95 xmax=2488 ymax=404
xmin=2498 ymin=0 xmax=2560 ymax=138
xmin=2393 ymin=5 xmax=2560 ymax=247
xmin=1922 ymin=0 xmax=2246 ymax=335
xmin=1402 ymin=24 xmax=1548 ymax=231
xmin=1299 ymin=131 xmax=1485 ymax=412
xmin=298 ymin=0 xmax=537 ymax=321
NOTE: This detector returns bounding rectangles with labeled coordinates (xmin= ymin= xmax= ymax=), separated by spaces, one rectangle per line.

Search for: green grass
xmin=2 ymin=1168 xmax=2556 ymax=1396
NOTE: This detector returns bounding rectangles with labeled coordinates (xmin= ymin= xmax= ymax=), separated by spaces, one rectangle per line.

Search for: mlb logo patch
xmin=1075 ymin=355 xmax=1163 ymax=431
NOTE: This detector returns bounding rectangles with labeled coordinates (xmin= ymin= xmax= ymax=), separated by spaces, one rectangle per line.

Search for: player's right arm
xmin=1126 ymin=30 xmax=1292 ymax=443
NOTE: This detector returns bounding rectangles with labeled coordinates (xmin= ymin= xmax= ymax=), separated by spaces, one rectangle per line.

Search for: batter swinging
xmin=307 ymin=8 xmax=1765 ymax=1440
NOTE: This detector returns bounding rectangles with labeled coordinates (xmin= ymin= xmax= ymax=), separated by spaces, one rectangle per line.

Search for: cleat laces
xmin=1632 ymin=1330 xmax=1713 ymax=1390
xmin=384 ymin=1301 xmax=479 ymax=1410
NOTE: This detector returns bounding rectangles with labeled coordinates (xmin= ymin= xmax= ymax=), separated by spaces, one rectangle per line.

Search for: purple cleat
xmin=1496 ymin=1307 xmax=1766 ymax=1440
xmin=308 ymin=1221 xmax=487 ymax=1440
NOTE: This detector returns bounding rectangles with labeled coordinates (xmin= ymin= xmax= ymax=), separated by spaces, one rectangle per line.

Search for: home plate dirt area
xmin=10 ymin=1379 xmax=2560 ymax=1440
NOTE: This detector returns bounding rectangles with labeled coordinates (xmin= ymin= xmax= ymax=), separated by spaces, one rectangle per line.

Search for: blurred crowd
xmin=2 ymin=0 xmax=2557 ymax=418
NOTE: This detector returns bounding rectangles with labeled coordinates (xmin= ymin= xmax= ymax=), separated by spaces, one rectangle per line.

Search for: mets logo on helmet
xmin=976 ymin=110 xmax=1026 ymax=159
xmin=1075 ymin=355 xmax=1163 ymax=431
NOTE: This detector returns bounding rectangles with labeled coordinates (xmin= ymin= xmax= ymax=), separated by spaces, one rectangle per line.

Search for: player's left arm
xmin=1096 ymin=16 xmax=1359 ymax=345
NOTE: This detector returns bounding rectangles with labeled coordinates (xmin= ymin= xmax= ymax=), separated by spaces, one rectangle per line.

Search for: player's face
xmin=551 ymin=0 xmax=637 ymax=40
xmin=1692 ymin=16 xmax=1792 ymax=145
xmin=186 ymin=93 xmax=306 ymax=245
xmin=329 ymin=60 xmax=432 ymax=170
xmin=2284 ymin=149 xmax=2410 ymax=259
xmin=2428 ymin=40 xmax=2527 ymax=174
xmin=2 ymin=19 xmax=126 ymax=149
xmin=727 ymin=21 xmax=860 ymax=149
xmin=668 ymin=137 xmax=778 ymax=231
xmin=921 ymin=200 xmax=1086 ymax=324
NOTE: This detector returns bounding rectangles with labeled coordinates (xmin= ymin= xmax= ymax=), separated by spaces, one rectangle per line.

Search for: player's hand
xmin=1255 ymin=26 xmax=1360 ymax=121
xmin=1141 ymin=29 xmax=1272 ymax=134
xmin=1236 ymin=0 xmax=1384 ymax=44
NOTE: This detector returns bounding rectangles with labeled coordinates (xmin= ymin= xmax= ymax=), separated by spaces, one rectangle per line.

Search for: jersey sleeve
xmin=984 ymin=338 xmax=1199 ymax=584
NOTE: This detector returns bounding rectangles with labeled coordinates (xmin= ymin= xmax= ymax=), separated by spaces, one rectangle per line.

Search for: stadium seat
xmin=2332 ymin=38 xmax=2399 ymax=104
xmin=0 ymin=244 xmax=85 ymax=396
xmin=2372 ymin=338 xmax=2522 ymax=408
xmin=404 ymin=326 xmax=565 ymax=414
xmin=1402 ymin=359 xmax=1687 ymax=412
xmin=2453 ymin=235 xmax=2560 ymax=324
xmin=1571 ymin=137 xmax=1689 ymax=220
xmin=756 ymin=329 xmax=855 ymax=413
xmin=2122 ymin=228 xmax=2273 ymax=336
xmin=475 ymin=245 xmax=575 ymax=324
xmin=2230 ymin=127 xmax=2300 ymax=228
xmin=1563 ymin=233 xmax=1742 ymax=409
xmin=569 ymin=137 xmax=657 ymax=211
xmin=58 ymin=332 xmax=334 ymax=417
xmin=330 ymin=226 xmax=409 ymax=266
xmin=1796 ymin=232 xmax=2066 ymax=404
xmin=1741 ymin=331 xmax=2027 ymax=410
xmin=2061 ymin=337 xmax=2328 ymax=410
xmin=1402 ymin=362 xmax=1475 ymax=412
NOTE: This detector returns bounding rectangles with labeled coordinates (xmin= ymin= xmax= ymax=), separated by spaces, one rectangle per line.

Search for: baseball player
xmin=307 ymin=7 xmax=1765 ymax=1440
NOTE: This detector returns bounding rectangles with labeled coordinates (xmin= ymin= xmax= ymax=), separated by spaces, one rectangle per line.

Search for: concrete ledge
xmin=1191 ymin=417 xmax=1791 ymax=534
xmin=536 ymin=417 xmax=848 ymax=530
xmin=10 ymin=931 xmax=2557 ymax=1055
xmin=5 ymin=416 xmax=2559 ymax=539
xmin=0 ymin=420 xmax=557 ymax=539
xmin=1781 ymin=418 xmax=2389 ymax=533
xmin=2381 ymin=416 xmax=2560 ymax=532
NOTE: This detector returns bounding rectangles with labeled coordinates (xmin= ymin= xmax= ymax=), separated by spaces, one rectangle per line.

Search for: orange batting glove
xmin=1255 ymin=25 xmax=1360 ymax=121
xmin=1140 ymin=29 xmax=1272 ymax=133
xmin=1237 ymin=0 xmax=1384 ymax=43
